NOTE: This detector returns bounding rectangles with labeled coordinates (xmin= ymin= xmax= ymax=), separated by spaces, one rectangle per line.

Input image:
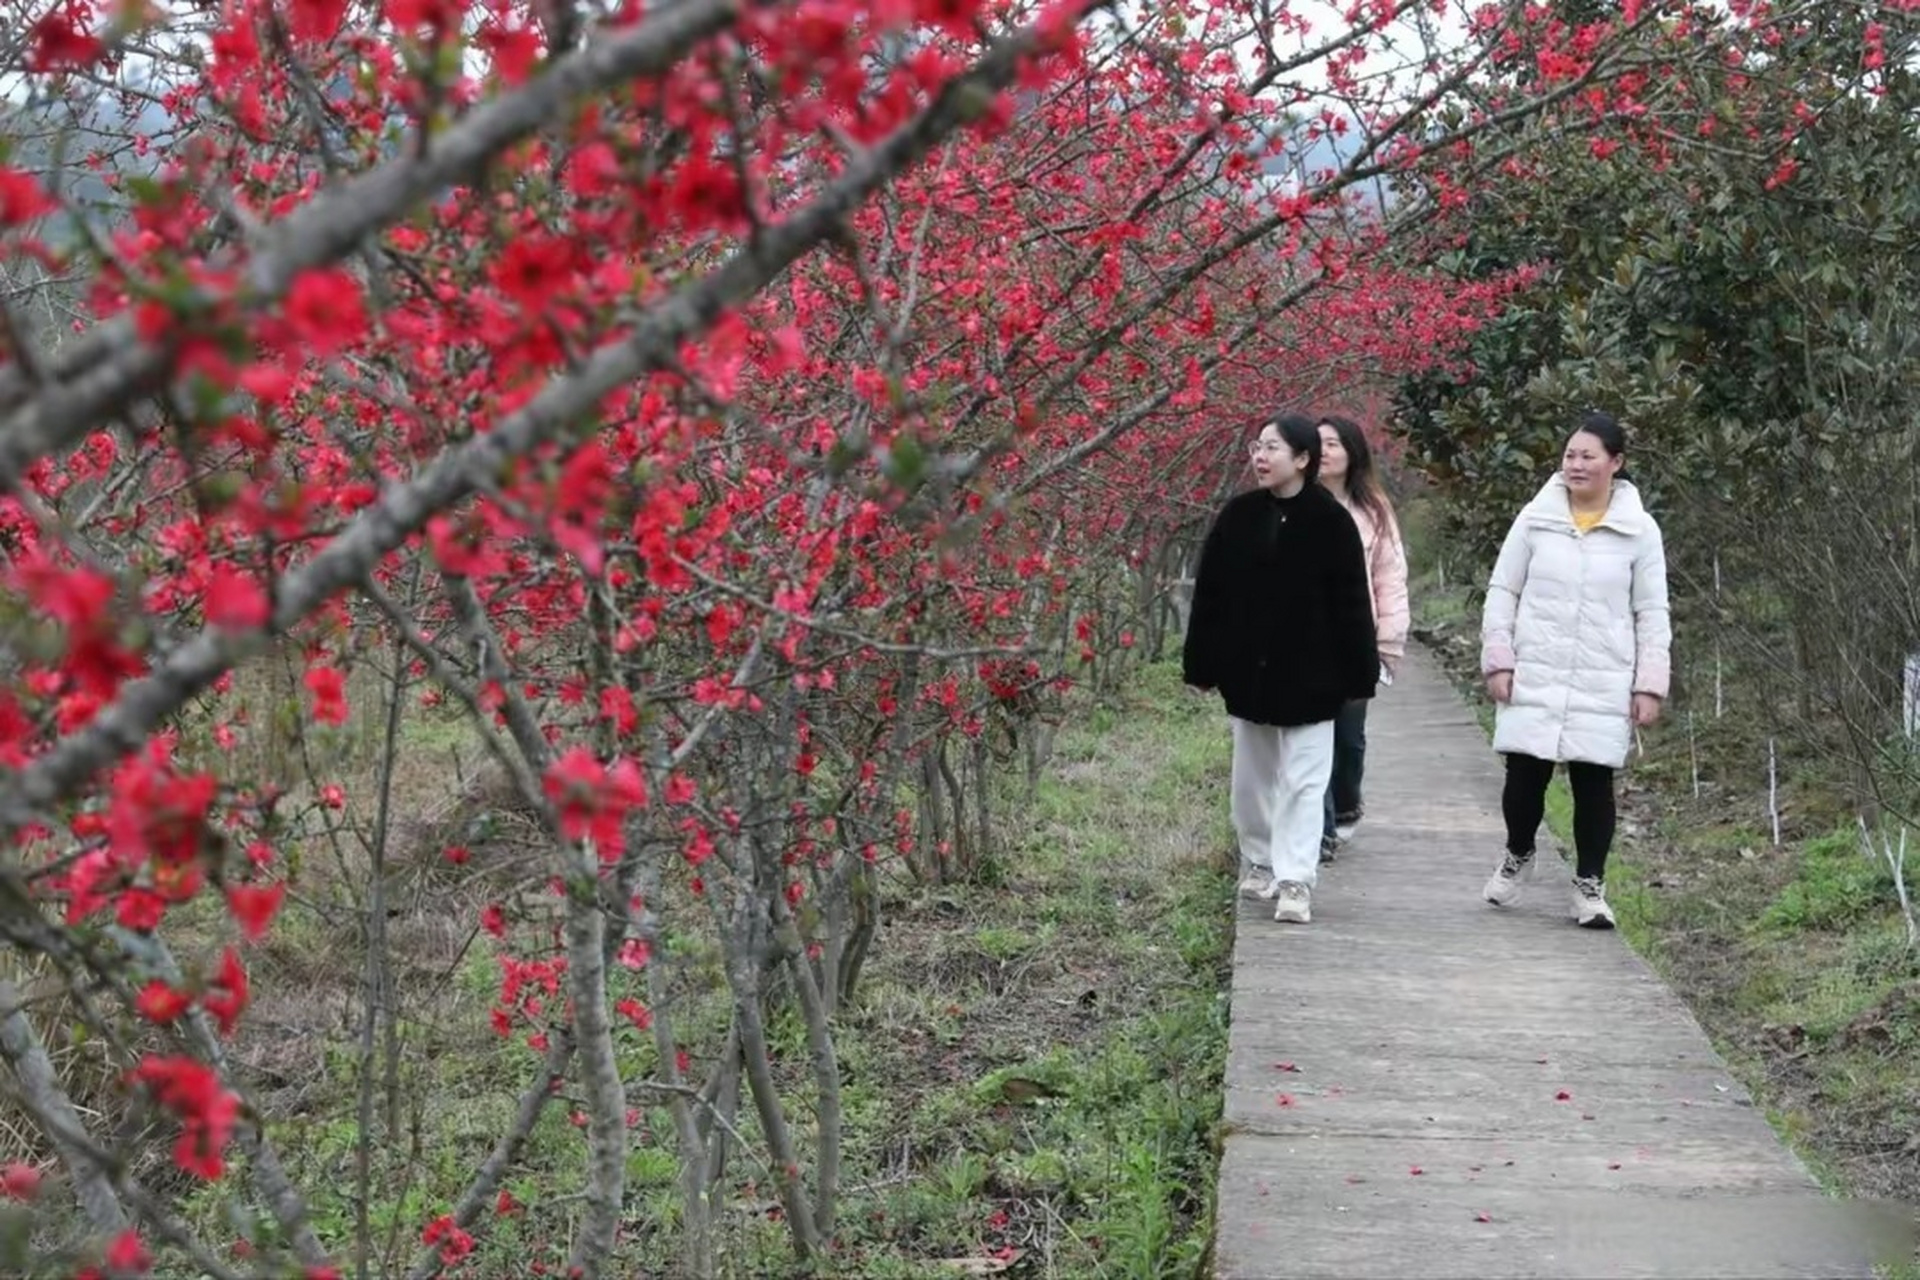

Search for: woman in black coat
xmin=1182 ymin=411 xmax=1380 ymax=924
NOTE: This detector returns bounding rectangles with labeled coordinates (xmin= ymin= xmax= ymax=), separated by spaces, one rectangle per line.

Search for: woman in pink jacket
xmin=1315 ymin=415 xmax=1410 ymax=860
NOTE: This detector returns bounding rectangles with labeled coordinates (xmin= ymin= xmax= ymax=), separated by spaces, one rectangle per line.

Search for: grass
xmin=1405 ymin=541 xmax=1920 ymax=1269
xmin=822 ymin=659 xmax=1236 ymax=1278
xmin=1600 ymin=809 xmax=1920 ymax=1202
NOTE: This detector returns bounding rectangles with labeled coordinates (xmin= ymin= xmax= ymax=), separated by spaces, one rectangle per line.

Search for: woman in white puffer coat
xmin=1478 ymin=412 xmax=1671 ymax=928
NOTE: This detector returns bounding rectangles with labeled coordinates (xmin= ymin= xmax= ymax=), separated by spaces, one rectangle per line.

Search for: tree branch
xmin=0 ymin=0 xmax=750 ymax=464
xmin=0 ymin=0 xmax=1098 ymax=844
xmin=0 ymin=979 xmax=129 ymax=1237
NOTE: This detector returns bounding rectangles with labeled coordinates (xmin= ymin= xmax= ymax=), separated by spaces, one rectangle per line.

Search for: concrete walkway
xmin=1213 ymin=645 xmax=1880 ymax=1279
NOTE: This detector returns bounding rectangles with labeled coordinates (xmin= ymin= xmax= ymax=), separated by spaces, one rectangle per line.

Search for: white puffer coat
xmin=1480 ymin=475 xmax=1672 ymax=767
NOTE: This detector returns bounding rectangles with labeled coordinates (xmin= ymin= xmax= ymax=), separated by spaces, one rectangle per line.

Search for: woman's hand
xmin=1632 ymin=693 xmax=1663 ymax=727
xmin=1486 ymin=671 xmax=1513 ymax=704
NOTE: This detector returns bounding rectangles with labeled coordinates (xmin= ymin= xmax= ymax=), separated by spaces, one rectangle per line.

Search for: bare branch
xmin=0 ymin=979 xmax=129 ymax=1236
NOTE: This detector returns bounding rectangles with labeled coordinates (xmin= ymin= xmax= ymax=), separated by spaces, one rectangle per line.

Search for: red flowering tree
xmin=0 ymin=0 xmax=1782 ymax=1273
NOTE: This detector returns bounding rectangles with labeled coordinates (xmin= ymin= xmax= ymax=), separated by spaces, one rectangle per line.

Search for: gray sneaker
xmin=1572 ymin=875 xmax=1616 ymax=929
xmin=1272 ymin=881 xmax=1311 ymax=924
xmin=1483 ymin=849 xmax=1535 ymax=907
xmin=1237 ymin=867 xmax=1276 ymax=900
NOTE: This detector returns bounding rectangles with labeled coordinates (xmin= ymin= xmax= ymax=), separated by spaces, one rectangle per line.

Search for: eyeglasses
xmin=1246 ymin=439 xmax=1285 ymax=457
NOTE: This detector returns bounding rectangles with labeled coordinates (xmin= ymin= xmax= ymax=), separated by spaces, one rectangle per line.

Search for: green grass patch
xmin=825 ymin=658 xmax=1235 ymax=1278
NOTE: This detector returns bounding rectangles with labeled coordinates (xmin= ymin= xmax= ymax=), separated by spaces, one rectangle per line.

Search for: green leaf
xmin=882 ymin=435 xmax=928 ymax=492
xmin=0 ymin=1206 xmax=31 ymax=1276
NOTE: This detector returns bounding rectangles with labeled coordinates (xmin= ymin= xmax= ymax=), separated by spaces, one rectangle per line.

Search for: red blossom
xmin=288 ymin=0 xmax=349 ymax=41
xmin=1 ymin=1162 xmax=42 ymax=1201
xmin=13 ymin=553 xmax=116 ymax=631
xmin=615 ymin=997 xmax=653 ymax=1031
xmin=281 ymin=268 xmax=367 ymax=357
xmin=99 ymin=746 xmax=219 ymax=899
xmin=0 ymin=168 xmax=57 ymax=226
xmin=541 ymin=748 xmax=648 ymax=858
xmin=225 ymin=881 xmax=285 ymax=941
xmin=105 ymin=1229 xmax=152 ymax=1273
xmin=479 ymin=23 xmax=543 ymax=85
xmin=135 ymin=981 xmax=193 ymax=1024
xmin=128 ymin=1057 xmax=239 ymax=1180
xmin=201 ymin=947 xmax=251 ymax=1036
xmin=383 ymin=0 xmax=458 ymax=29
xmin=28 ymin=9 xmax=106 ymax=71
xmin=203 ymin=565 xmax=271 ymax=630
xmin=304 ymin=666 xmax=349 ymax=725
xmin=420 ymin=1214 xmax=475 ymax=1266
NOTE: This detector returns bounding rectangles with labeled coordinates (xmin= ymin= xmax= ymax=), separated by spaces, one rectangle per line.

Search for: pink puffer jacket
xmin=1334 ymin=493 xmax=1410 ymax=675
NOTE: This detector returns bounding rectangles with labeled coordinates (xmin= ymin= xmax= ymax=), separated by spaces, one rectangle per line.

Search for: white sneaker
xmin=1238 ymin=868 xmax=1276 ymax=900
xmin=1572 ymin=875 xmax=1616 ymax=929
xmin=1483 ymin=850 xmax=1535 ymax=907
xmin=1272 ymin=881 xmax=1311 ymax=924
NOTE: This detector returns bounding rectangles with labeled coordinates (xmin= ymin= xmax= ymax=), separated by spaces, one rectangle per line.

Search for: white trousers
xmin=1230 ymin=716 xmax=1336 ymax=887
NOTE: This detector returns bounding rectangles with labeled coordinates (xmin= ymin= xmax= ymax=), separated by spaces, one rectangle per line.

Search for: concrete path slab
xmin=1212 ymin=646 xmax=1881 ymax=1279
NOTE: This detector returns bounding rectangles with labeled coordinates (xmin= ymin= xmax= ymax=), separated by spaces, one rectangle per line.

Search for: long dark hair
xmin=1318 ymin=414 xmax=1395 ymax=535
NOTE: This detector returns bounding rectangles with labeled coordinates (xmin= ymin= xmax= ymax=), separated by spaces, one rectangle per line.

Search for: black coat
xmin=1181 ymin=483 xmax=1379 ymax=727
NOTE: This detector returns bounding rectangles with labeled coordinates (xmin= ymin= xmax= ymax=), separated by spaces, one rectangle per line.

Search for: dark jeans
xmin=1502 ymin=752 xmax=1616 ymax=881
xmin=1321 ymin=699 xmax=1369 ymax=839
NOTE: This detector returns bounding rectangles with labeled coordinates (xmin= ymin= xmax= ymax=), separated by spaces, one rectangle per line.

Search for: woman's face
xmin=1249 ymin=424 xmax=1307 ymax=489
xmin=1317 ymin=424 xmax=1348 ymax=483
xmin=1562 ymin=430 xmax=1623 ymax=500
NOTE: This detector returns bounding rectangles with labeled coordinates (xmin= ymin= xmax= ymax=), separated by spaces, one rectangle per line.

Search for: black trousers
xmin=1321 ymin=698 xmax=1369 ymax=839
xmin=1502 ymin=752 xmax=1616 ymax=881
